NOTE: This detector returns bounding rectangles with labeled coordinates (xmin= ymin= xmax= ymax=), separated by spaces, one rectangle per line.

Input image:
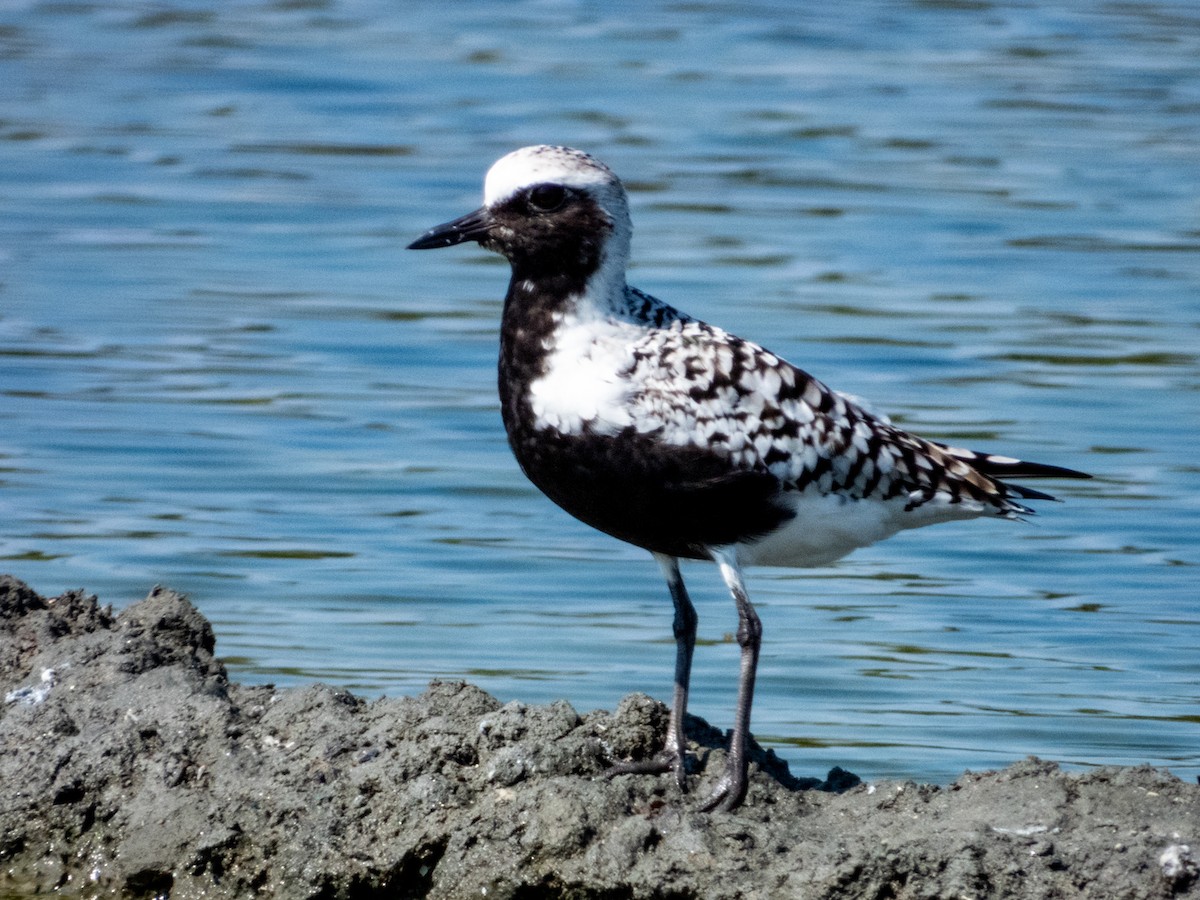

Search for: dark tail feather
xmin=982 ymin=459 xmax=1092 ymax=481
xmin=1003 ymin=482 xmax=1062 ymax=503
xmin=935 ymin=442 xmax=1091 ymax=504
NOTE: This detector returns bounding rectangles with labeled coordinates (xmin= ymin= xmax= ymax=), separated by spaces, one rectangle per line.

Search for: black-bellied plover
xmin=408 ymin=145 xmax=1090 ymax=811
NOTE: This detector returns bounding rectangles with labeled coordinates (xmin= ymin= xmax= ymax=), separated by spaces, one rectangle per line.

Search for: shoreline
xmin=2 ymin=574 xmax=1196 ymax=899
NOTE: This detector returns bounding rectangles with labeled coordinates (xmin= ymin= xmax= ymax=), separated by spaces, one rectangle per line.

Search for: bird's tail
xmin=936 ymin=443 xmax=1092 ymax=503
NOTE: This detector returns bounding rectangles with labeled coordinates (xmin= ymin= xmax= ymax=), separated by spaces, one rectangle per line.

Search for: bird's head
xmin=408 ymin=145 xmax=632 ymax=286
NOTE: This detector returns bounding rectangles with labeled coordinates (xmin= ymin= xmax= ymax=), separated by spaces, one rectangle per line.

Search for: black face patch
xmin=483 ymin=187 xmax=613 ymax=290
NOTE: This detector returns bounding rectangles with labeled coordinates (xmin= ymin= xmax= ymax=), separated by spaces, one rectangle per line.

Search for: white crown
xmin=483 ymin=145 xmax=619 ymax=208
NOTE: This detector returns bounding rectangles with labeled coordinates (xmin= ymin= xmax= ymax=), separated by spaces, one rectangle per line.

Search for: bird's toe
xmin=605 ymin=747 xmax=691 ymax=793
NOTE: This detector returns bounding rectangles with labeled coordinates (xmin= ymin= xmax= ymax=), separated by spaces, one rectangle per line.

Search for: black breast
xmin=496 ymin=282 xmax=790 ymax=559
xmin=503 ymin=419 xmax=793 ymax=560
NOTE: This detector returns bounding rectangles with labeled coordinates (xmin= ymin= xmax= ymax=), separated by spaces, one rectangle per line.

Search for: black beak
xmin=406 ymin=207 xmax=493 ymax=250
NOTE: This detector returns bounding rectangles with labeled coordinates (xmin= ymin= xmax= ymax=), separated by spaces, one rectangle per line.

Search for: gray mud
xmin=1 ymin=575 xmax=1197 ymax=899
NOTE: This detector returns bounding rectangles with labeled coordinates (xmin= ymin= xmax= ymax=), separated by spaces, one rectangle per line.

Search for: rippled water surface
xmin=2 ymin=1 xmax=1198 ymax=784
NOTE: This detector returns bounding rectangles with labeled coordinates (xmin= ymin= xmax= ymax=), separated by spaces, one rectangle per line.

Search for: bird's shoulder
xmin=617 ymin=289 xmax=851 ymax=448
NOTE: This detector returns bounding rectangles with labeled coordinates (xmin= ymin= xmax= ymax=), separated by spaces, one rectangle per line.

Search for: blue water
xmin=2 ymin=0 xmax=1197 ymax=785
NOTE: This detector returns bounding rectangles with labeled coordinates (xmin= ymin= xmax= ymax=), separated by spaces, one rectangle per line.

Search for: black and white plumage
xmin=408 ymin=145 xmax=1090 ymax=811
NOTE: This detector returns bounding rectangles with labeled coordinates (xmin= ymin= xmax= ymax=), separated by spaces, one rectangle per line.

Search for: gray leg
xmin=701 ymin=548 xmax=760 ymax=812
xmin=606 ymin=552 xmax=696 ymax=791
xmin=658 ymin=553 xmax=697 ymax=790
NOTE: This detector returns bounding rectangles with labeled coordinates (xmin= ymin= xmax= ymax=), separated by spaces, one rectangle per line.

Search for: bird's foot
xmin=605 ymin=746 xmax=690 ymax=793
xmin=698 ymin=760 xmax=749 ymax=812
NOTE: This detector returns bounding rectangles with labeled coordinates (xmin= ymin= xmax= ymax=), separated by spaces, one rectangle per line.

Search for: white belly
xmin=735 ymin=490 xmax=991 ymax=568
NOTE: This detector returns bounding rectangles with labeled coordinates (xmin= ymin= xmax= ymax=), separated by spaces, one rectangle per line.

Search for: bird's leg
xmin=606 ymin=553 xmax=696 ymax=791
xmin=660 ymin=553 xmax=698 ymax=789
xmin=700 ymin=549 xmax=760 ymax=812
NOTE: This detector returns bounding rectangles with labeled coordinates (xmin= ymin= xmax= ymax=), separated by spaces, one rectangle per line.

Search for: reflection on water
xmin=1 ymin=1 xmax=1198 ymax=784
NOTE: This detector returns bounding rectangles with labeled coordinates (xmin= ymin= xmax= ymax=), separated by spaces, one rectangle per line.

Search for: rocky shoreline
xmin=1 ymin=574 xmax=1196 ymax=899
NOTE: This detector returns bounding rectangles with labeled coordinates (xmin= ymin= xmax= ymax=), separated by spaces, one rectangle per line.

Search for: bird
xmin=407 ymin=145 xmax=1091 ymax=811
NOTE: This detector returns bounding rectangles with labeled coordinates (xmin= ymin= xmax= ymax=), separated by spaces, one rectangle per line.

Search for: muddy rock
xmin=1 ymin=574 xmax=1197 ymax=899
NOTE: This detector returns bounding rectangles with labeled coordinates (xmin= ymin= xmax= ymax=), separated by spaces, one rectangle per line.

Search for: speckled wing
xmin=622 ymin=317 xmax=1069 ymax=519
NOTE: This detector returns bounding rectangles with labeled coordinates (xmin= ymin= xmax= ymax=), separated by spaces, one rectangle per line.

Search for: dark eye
xmin=527 ymin=184 xmax=567 ymax=212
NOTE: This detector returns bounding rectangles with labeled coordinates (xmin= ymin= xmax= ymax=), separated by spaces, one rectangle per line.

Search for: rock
xmin=1 ymin=575 xmax=1197 ymax=899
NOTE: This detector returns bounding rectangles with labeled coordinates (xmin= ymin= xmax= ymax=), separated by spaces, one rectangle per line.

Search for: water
xmin=1 ymin=0 xmax=1197 ymax=785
